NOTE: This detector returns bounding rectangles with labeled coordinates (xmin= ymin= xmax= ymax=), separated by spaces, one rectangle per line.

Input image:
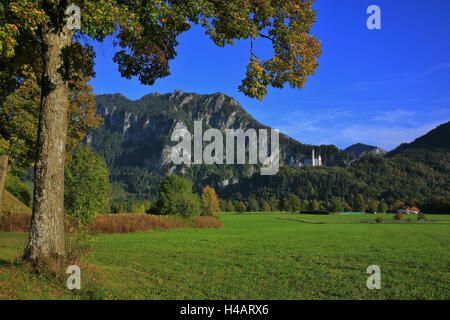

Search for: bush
xmin=225 ymin=200 xmax=234 ymax=212
xmin=352 ymin=193 xmax=366 ymax=212
xmin=367 ymin=199 xmax=379 ymax=213
xmin=117 ymin=203 xmax=125 ymax=214
xmin=172 ymin=192 xmax=201 ymax=218
xmin=158 ymin=174 xmax=191 ymax=196
xmin=378 ymin=201 xmax=388 ymax=213
xmin=308 ymin=199 xmax=320 ymax=211
xmin=154 ymin=175 xmax=201 ymax=217
xmin=65 ymin=146 xmax=111 ymax=223
xmin=130 ymin=203 xmax=146 ymax=214
xmin=247 ymin=197 xmax=260 ymax=212
xmin=394 ymin=211 xmax=403 ymax=221
xmin=328 ymin=198 xmax=346 ymax=213
xmin=218 ymin=199 xmax=226 ymax=212
xmin=64 ymin=216 xmax=97 ymax=263
xmin=269 ymin=197 xmax=279 ymax=212
xmin=5 ymin=174 xmax=32 ymax=207
xmin=283 ymin=194 xmax=302 ymax=213
xmin=375 ymin=216 xmax=383 ymax=223
xmin=236 ymin=201 xmax=247 ymax=213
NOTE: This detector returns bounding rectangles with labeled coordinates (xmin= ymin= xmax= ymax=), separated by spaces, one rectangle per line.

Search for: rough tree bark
xmin=23 ymin=24 xmax=73 ymax=261
xmin=0 ymin=154 xmax=8 ymax=215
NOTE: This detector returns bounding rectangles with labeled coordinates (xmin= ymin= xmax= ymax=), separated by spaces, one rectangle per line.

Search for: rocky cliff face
xmin=345 ymin=143 xmax=387 ymax=158
xmin=88 ymin=91 xmax=268 ymax=170
xmin=93 ymin=91 xmax=255 ymax=135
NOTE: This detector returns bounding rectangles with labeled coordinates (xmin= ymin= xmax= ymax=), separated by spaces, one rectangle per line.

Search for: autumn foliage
xmin=201 ymin=186 xmax=220 ymax=217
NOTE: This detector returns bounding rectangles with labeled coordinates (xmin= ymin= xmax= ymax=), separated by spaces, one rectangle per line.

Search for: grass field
xmin=1 ymin=213 xmax=449 ymax=299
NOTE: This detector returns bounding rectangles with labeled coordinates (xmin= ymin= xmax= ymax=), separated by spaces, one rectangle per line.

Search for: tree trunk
xmin=0 ymin=155 xmax=8 ymax=215
xmin=23 ymin=25 xmax=73 ymax=261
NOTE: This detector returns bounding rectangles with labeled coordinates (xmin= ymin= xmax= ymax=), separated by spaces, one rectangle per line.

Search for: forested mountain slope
xmin=88 ymin=91 xmax=353 ymax=200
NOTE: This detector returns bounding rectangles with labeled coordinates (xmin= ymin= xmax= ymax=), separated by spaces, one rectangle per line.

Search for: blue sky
xmin=89 ymin=0 xmax=450 ymax=151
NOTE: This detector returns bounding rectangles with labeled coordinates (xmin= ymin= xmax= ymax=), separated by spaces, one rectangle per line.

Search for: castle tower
xmin=310 ymin=149 xmax=322 ymax=166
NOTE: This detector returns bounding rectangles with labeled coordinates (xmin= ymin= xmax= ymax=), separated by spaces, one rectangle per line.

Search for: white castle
xmin=290 ymin=149 xmax=322 ymax=167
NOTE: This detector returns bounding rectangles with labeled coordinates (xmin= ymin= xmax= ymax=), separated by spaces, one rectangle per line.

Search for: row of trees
xmin=109 ymin=175 xmax=222 ymax=218
xmin=108 ymin=187 xmax=447 ymax=216
xmin=218 ymin=193 xmax=425 ymax=214
xmin=221 ymin=151 xmax=449 ymax=209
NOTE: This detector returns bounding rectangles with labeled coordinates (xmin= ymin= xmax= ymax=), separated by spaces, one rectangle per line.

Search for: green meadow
xmin=1 ymin=213 xmax=449 ymax=300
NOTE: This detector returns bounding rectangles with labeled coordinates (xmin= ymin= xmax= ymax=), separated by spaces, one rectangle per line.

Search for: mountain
xmin=87 ymin=91 xmax=449 ymax=208
xmin=87 ymin=91 xmax=354 ymax=200
xmin=383 ymin=121 xmax=450 ymax=189
xmin=222 ymin=122 xmax=449 ymax=206
xmin=345 ymin=143 xmax=387 ymax=158
xmin=387 ymin=121 xmax=450 ymax=156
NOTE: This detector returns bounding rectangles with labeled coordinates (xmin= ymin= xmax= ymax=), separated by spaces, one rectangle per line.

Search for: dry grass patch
xmin=91 ymin=214 xmax=223 ymax=234
xmin=0 ymin=212 xmax=223 ymax=234
xmin=0 ymin=212 xmax=31 ymax=232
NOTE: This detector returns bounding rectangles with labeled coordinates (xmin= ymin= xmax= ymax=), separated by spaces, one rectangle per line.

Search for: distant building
xmin=290 ymin=149 xmax=322 ymax=167
xmin=397 ymin=206 xmax=421 ymax=214
xmin=305 ymin=149 xmax=322 ymax=167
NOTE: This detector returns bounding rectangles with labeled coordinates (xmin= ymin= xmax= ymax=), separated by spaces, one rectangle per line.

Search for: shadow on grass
xmin=276 ymin=217 xmax=326 ymax=224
